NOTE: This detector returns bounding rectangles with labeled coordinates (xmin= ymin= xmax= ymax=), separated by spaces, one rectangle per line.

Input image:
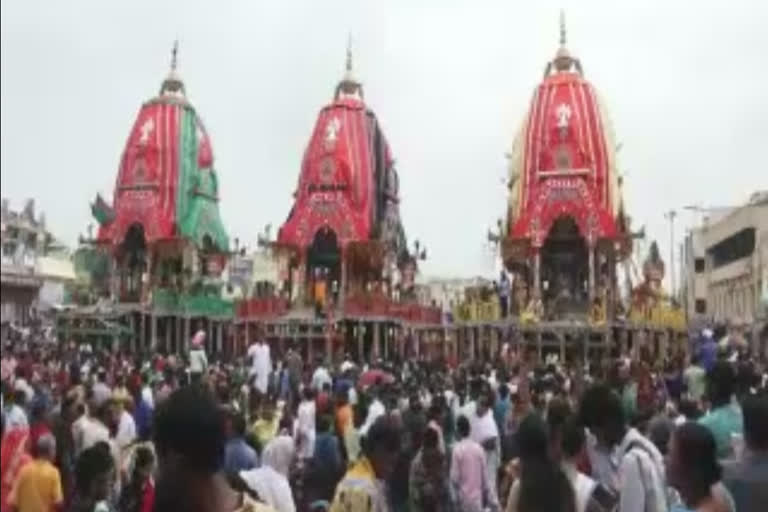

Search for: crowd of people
xmin=1 ymin=327 xmax=766 ymax=512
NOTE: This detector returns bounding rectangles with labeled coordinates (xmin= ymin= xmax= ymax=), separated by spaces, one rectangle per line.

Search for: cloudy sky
xmin=2 ymin=0 xmax=766 ymax=283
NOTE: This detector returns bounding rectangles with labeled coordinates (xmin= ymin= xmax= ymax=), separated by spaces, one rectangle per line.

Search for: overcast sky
xmin=2 ymin=0 xmax=766 ymax=282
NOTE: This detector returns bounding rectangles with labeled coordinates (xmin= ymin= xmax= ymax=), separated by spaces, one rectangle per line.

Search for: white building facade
xmin=682 ymin=192 xmax=768 ymax=349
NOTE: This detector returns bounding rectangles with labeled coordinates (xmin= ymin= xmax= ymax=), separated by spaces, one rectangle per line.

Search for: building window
xmin=694 ymin=258 xmax=705 ymax=273
xmin=695 ymin=299 xmax=707 ymax=314
xmin=708 ymin=228 xmax=756 ymax=269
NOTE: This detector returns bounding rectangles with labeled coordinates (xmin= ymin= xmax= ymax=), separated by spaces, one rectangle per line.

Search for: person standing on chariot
xmin=189 ymin=330 xmax=209 ymax=385
xmin=248 ymin=328 xmax=273 ymax=397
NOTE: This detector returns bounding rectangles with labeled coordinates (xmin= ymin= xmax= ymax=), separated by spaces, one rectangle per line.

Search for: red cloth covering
xmin=1 ymin=429 xmax=31 ymax=512
xmin=141 ymin=479 xmax=155 ymax=512
xmin=97 ymin=102 xmax=180 ymax=244
xmin=509 ymin=69 xmax=620 ymax=245
xmin=278 ymin=97 xmax=391 ymax=249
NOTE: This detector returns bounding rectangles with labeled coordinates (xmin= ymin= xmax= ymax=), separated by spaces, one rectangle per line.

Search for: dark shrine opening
xmin=541 ymin=215 xmax=588 ymax=318
xmin=119 ymin=223 xmax=147 ymax=302
xmin=306 ymin=227 xmax=341 ymax=309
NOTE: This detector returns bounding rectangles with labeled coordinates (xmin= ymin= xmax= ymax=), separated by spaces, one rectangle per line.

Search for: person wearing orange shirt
xmin=8 ymin=433 xmax=63 ymax=512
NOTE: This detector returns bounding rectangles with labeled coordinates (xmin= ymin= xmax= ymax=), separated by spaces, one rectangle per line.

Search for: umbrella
xmin=359 ymin=368 xmax=395 ymax=388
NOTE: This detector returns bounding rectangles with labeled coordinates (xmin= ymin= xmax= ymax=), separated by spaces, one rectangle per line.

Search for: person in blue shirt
xmin=697 ymin=330 xmax=719 ymax=373
xmin=493 ymin=383 xmax=510 ymax=436
xmin=223 ymin=411 xmax=258 ymax=474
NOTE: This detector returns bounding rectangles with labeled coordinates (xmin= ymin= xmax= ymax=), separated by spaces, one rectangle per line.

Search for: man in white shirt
xmin=13 ymin=375 xmax=34 ymax=404
xmin=115 ymin=405 xmax=137 ymax=449
xmin=359 ymin=387 xmax=386 ymax=437
xmin=295 ymin=388 xmax=316 ymax=460
xmin=248 ymin=338 xmax=272 ymax=395
xmin=580 ymin=384 xmax=667 ymax=512
xmin=311 ymin=363 xmax=332 ymax=392
xmin=3 ymin=390 xmax=29 ymax=430
xmin=92 ymin=370 xmax=112 ymax=407
xmin=469 ymin=393 xmax=500 ymax=506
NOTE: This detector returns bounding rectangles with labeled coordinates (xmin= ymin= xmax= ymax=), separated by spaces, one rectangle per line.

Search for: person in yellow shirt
xmin=8 ymin=433 xmax=63 ymax=512
xmin=251 ymin=402 xmax=280 ymax=452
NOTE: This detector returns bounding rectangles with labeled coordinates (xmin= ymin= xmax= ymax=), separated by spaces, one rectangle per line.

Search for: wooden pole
xmin=184 ymin=316 xmax=191 ymax=354
xmin=357 ymin=322 xmax=364 ymax=363
xmin=150 ymin=313 xmax=157 ymax=351
xmin=372 ymin=322 xmax=380 ymax=362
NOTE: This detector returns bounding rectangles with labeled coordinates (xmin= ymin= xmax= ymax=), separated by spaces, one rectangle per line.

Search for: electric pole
xmin=664 ymin=210 xmax=677 ymax=299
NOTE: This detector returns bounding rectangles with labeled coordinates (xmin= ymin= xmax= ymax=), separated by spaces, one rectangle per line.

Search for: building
xmin=1 ymin=199 xmax=46 ymax=329
xmin=682 ymin=191 xmax=768 ymax=343
xmin=1 ymin=198 xmax=75 ymax=337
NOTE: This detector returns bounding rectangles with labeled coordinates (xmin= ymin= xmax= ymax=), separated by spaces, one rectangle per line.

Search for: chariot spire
xmin=335 ymin=33 xmax=363 ymax=99
xmin=160 ymin=39 xmax=185 ymax=96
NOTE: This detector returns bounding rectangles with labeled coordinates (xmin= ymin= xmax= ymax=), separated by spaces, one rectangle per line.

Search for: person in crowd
xmin=261 ymin=417 xmax=296 ymax=478
xmin=494 ymin=383 xmax=510 ymax=438
xmin=667 ymin=422 xmax=734 ymax=512
xmin=188 ymin=331 xmax=209 ymax=385
xmin=409 ymin=426 xmax=451 ymax=512
xmin=470 ymin=388 xmax=500 ymax=504
xmin=111 ymin=374 xmax=131 ymax=406
xmin=239 ymin=437 xmax=297 ymax=512
xmin=28 ymin=400 xmax=53 ymax=452
xmin=224 ymin=411 xmax=258 ymax=474
xmin=4 ymin=389 xmax=29 ymax=430
xmin=561 ymin=416 xmax=617 ymax=512
xmin=248 ymin=334 xmax=272 ymax=397
xmin=51 ymin=395 xmax=78 ymax=500
xmin=252 ymin=402 xmax=280 ymax=453
xmin=684 ymin=355 xmax=707 ymax=404
xmin=359 ymin=384 xmax=386 ymax=438
xmin=296 ymin=388 xmax=316 ymax=460
xmin=506 ymin=414 xmax=575 ymax=512
xmin=723 ymin=392 xmax=768 ymax=512
xmin=699 ymin=361 xmax=743 ymax=459
xmin=697 ymin=330 xmax=719 ymax=373
xmin=333 ymin=387 xmax=357 ymax=462
xmin=79 ymin=401 xmax=111 ymax=454
xmin=114 ymin=397 xmax=137 ymax=450
xmin=305 ymin=414 xmax=343 ymax=506
xmin=118 ymin=444 xmax=155 ymax=512
xmin=330 ymin=415 xmax=401 ymax=512
xmin=70 ymin=441 xmax=115 ymax=512
xmin=14 ymin=368 xmax=35 ymax=404
xmin=315 ymin=382 xmax=332 ymax=416
xmin=7 ymin=433 xmax=63 ymax=512
xmin=70 ymin=402 xmax=88 ymax=458
xmin=285 ymin=348 xmax=303 ymax=406
xmin=91 ymin=371 xmax=111 ymax=408
xmin=311 ymin=360 xmax=332 ymax=393
xmin=1 ymin=351 xmax=17 ymax=384
xmin=579 ymin=384 xmax=667 ymax=512
xmin=450 ymin=415 xmax=495 ymax=512
xmin=498 ymin=270 xmax=511 ymax=319
xmin=132 ymin=385 xmax=153 ymax=442
xmin=153 ymin=386 xmax=260 ymax=512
